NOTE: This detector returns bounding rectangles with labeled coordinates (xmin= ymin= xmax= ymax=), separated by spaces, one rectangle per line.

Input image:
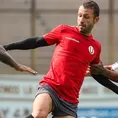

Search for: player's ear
xmin=94 ymin=17 xmax=99 ymax=24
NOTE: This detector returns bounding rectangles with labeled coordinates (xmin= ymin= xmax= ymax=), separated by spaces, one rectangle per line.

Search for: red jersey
xmin=40 ymin=24 xmax=101 ymax=104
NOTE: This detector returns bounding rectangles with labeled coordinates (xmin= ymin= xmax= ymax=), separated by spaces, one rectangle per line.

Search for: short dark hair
xmin=82 ymin=0 xmax=100 ymax=17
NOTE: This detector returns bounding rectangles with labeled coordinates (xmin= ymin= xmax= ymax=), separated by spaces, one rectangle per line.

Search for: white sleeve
xmin=112 ymin=61 xmax=118 ymax=71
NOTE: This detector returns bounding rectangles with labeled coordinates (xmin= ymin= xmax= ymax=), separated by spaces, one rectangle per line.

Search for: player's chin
xmin=79 ymin=27 xmax=86 ymax=33
xmin=79 ymin=30 xmax=87 ymax=35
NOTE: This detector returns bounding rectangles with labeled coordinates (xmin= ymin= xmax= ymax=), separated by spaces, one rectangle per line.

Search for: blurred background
xmin=0 ymin=0 xmax=118 ymax=118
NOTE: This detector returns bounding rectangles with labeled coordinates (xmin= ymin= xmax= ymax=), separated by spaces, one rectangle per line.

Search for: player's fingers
xmin=25 ymin=68 xmax=38 ymax=75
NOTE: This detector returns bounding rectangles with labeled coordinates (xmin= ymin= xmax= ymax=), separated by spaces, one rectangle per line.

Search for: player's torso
xmin=41 ymin=25 xmax=100 ymax=103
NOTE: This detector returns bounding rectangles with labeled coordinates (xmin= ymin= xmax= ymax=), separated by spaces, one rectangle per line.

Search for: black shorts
xmin=35 ymin=84 xmax=77 ymax=118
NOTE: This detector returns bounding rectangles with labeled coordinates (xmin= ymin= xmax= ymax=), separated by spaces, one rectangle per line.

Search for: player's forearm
xmin=4 ymin=37 xmax=48 ymax=51
xmin=92 ymin=74 xmax=118 ymax=94
xmin=102 ymin=69 xmax=118 ymax=82
xmin=101 ymin=63 xmax=118 ymax=82
xmin=0 ymin=46 xmax=19 ymax=69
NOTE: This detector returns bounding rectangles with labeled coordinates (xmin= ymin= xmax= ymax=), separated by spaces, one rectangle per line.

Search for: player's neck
xmin=83 ymin=32 xmax=92 ymax=37
xmin=80 ymin=30 xmax=92 ymax=37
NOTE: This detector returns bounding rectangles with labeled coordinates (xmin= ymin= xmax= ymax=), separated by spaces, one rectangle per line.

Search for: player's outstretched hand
xmin=15 ymin=64 xmax=38 ymax=75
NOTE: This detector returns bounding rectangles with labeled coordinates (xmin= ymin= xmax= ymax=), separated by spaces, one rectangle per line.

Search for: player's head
xmin=77 ymin=0 xmax=100 ymax=36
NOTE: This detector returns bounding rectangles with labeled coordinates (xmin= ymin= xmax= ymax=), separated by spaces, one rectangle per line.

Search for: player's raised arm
xmin=3 ymin=37 xmax=49 ymax=51
xmin=0 ymin=45 xmax=38 ymax=75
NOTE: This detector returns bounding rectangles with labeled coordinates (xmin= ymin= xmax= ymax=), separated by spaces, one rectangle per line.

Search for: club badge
xmin=88 ymin=46 xmax=94 ymax=55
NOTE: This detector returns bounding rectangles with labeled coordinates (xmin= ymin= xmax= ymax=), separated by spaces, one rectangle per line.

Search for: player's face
xmin=77 ymin=5 xmax=99 ymax=35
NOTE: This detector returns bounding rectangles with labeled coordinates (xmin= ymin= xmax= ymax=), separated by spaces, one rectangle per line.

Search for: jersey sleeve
xmin=43 ymin=25 xmax=63 ymax=45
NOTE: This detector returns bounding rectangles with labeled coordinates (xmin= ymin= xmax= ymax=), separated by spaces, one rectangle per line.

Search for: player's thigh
xmin=32 ymin=93 xmax=52 ymax=117
xmin=54 ymin=116 xmax=75 ymax=118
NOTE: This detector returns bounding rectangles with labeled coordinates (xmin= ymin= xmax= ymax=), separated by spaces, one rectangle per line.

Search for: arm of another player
xmin=0 ymin=45 xmax=38 ymax=75
xmin=85 ymin=64 xmax=112 ymax=76
xmin=91 ymin=63 xmax=118 ymax=83
xmin=90 ymin=62 xmax=118 ymax=94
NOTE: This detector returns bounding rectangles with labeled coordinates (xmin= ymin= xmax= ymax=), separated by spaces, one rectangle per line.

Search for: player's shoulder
xmin=92 ymin=37 xmax=101 ymax=46
xmin=92 ymin=37 xmax=101 ymax=50
xmin=57 ymin=24 xmax=75 ymax=30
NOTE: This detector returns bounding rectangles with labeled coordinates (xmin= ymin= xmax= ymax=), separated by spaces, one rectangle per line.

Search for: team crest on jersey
xmin=88 ymin=46 xmax=94 ymax=55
